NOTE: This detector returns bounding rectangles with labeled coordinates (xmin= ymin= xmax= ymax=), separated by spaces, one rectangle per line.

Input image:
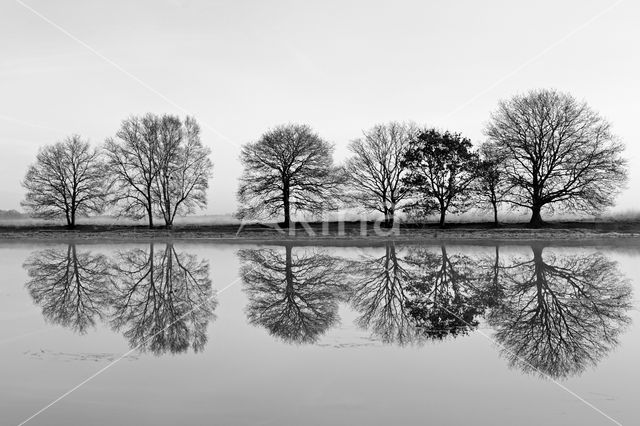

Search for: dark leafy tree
xmin=237 ymin=124 xmax=343 ymax=227
xmin=239 ymin=245 xmax=347 ymax=344
xmin=348 ymin=244 xmax=484 ymax=344
xmin=104 ymin=114 xmax=212 ymax=228
xmin=21 ymin=135 xmax=107 ymax=228
xmin=108 ymin=243 xmax=216 ymax=355
xmin=485 ymin=89 xmax=628 ymax=226
xmin=401 ymin=129 xmax=478 ymax=227
xmin=344 ymin=122 xmax=416 ymax=226
xmin=487 ymin=245 xmax=632 ymax=378
xmin=23 ymin=244 xmax=111 ymax=333
xmin=403 ymin=246 xmax=485 ymax=339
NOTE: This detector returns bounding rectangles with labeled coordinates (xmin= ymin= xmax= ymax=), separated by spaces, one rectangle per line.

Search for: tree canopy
xmin=485 ymin=89 xmax=627 ymax=225
xmin=401 ymin=129 xmax=478 ymax=227
xmin=344 ymin=122 xmax=416 ymax=226
xmin=104 ymin=114 xmax=212 ymax=228
xmin=21 ymin=135 xmax=106 ymax=228
xmin=237 ymin=123 xmax=343 ymax=226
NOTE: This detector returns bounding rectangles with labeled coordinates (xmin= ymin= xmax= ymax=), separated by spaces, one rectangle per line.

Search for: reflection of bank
xmin=23 ymin=243 xmax=216 ymax=355
xmin=239 ymin=244 xmax=348 ymax=344
xmin=488 ymin=244 xmax=632 ymax=379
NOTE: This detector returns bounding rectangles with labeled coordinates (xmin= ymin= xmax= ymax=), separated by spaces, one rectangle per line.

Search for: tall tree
xmin=473 ymin=141 xmax=511 ymax=225
xmin=104 ymin=114 xmax=212 ymax=228
xmin=344 ymin=122 xmax=415 ymax=226
xmin=104 ymin=114 xmax=160 ymax=228
xmin=485 ymin=89 xmax=628 ymax=226
xmin=21 ymin=135 xmax=106 ymax=228
xmin=153 ymin=116 xmax=212 ymax=228
xmin=401 ymin=129 xmax=478 ymax=227
xmin=237 ymin=124 xmax=342 ymax=227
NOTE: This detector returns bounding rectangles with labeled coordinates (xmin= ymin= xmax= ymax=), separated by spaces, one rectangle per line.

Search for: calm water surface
xmin=1 ymin=241 xmax=639 ymax=425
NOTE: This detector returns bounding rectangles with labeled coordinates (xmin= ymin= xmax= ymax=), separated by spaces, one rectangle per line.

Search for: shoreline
xmin=0 ymin=222 xmax=639 ymax=246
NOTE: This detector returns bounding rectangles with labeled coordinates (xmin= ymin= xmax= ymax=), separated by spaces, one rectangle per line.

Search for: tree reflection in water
xmin=239 ymin=244 xmax=347 ymax=344
xmin=403 ymin=245 xmax=484 ymax=340
xmin=22 ymin=242 xmax=633 ymax=376
xmin=345 ymin=242 xmax=633 ymax=378
xmin=109 ymin=243 xmax=216 ymax=355
xmin=23 ymin=243 xmax=216 ymax=355
xmin=487 ymin=244 xmax=632 ymax=379
xmin=347 ymin=244 xmax=416 ymax=344
xmin=24 ymin=244 xmax=111 ymax=334
xmin=347 ymin=244 xmax=484 ymax=344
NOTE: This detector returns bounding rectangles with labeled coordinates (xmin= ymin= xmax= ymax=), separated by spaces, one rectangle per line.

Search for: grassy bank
xmin=0 ymin=220 xmax=639 ymax=243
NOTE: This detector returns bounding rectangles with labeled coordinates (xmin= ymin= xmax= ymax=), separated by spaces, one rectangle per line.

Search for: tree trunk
xmin=147 ymin=207 xmax=154 ymax=229
xmin=65 ymin=208 xmax=72 ymax=229
xmin=532 ymin=245 xmax=545 ymax=304
xmin=492 ymin=201 xmax=499 ymax=227
xmin=283 ymin=189 xmax=291 ymax=229
xmin=439 ymin=208 xmax=446 ymax=228
xmin=384 ymin=209 xmax=394 ymax=228
xmin=529 ymin=204 xmax=543 ymax=227
xmin=285 ymin=244 xmax=293 ymax=295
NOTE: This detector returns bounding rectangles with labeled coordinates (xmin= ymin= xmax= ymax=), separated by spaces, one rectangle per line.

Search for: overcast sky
xmin=1 ymin=0 xmax=638 ymax=215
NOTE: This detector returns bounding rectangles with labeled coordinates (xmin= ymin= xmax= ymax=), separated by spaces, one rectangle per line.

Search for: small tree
xmin=345 ymin=122 xmax=415 ymax=226
xmin=473 ymin=141 xmax=511 ymax=226
xmin=21 ymin=135 xmax=106 ymax=228
xmin=237 ymin=123 xmax=342 ymax=227
xmin=401 ymin=129 xmax=478 ymax=227
xmin=485 ymin=89 xmax=628 ymax=226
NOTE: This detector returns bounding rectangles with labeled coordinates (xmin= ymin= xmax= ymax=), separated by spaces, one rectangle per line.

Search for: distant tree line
xmin=21 ymin=89 xmax=627 ymax=228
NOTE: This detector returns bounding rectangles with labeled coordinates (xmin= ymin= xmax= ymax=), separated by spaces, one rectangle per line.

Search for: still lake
xmin=1 ymin=241 xmax=639 ymax=425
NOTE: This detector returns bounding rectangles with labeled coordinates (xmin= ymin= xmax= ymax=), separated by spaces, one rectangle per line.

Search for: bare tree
xmin=153 ymin=116 xmax=212 ymax=228
xmin=237 ymin=124 xmax=343 ymax=227
xmin=347 ymin=244 xmax=417 ymax=344
xmin=473 ymin=141 xmax=511 ymax=226
xmin=109 ymin=243 xmax=216 ymax=354
xmin=401 ymin=129 xmax=478 ymax=227
xmin=344 ymin=122 xmax=415 ymax=226
xmin=24 ymin=244 xmax=111 ymax=334
xmin=21 ymin=135 xmax=106 ymax=228
xmin=104 ymin=114 xmax=212 ymax=228
xmin=487 ymin=245 xmax=632 ymax=378
xmin=485 ymin=89 xmax=628 ymax=226
xmin=239 ymin=245 xmax=347 ymax=344
xmin=104 ymin=114 xmax=160 ymax=228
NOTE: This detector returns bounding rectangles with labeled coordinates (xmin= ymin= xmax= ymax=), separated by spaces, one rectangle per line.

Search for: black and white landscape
xmin=1 ymin=1 xmax=639 ymax=425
